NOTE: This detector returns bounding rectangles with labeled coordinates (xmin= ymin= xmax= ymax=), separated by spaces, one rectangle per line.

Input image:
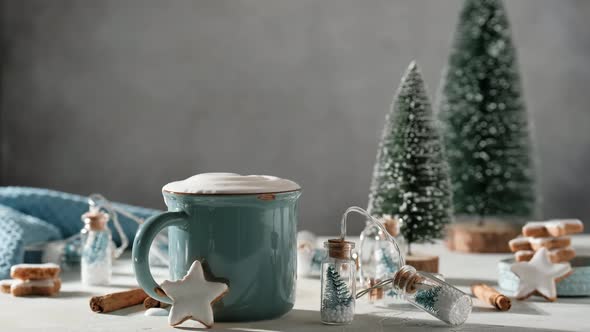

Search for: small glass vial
xmin=393 ymin=265 xmax=472 ymax=326
xmin=81 ymin=209 xmax=113 ymax=286
xmin=359 ymin=215 xmax=405 ymax=302
xmin=320 ymin=239 xmax=356 ymax=325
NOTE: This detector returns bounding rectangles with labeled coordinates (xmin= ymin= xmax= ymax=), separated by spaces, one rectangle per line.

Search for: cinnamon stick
xmin=143 ymin=296 xmax=169 ymax=309
xmin=471 ymin=283 xmax=511 ymax=311
xmin=90 ymin=288 xmax=148 ymax=313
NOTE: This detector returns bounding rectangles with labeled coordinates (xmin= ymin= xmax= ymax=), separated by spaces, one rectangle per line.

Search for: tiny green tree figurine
xmin=438 ymin=0 xmax=536 ymax=224
xmin=322 ymin=265 xmax=353 ymax=309
xmin=368 ymin=62 xmax=453 ymax=255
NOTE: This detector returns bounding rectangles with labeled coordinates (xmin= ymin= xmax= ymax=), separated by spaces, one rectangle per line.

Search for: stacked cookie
xmin=509 ymin=219 xmax=584 ymax=263
xmin=0 ymin=263 xmax=61 ymax=297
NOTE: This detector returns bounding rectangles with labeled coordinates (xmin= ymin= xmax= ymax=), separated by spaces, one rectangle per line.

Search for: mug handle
xmin=132 ymin=211 xmax=189 ymax=304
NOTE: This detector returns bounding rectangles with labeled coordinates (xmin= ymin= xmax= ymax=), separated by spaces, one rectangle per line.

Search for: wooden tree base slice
xmin=405 ymin=254 xmax=439 ymax=273
xmin=446 ymin=221 xmax=520 ymax=253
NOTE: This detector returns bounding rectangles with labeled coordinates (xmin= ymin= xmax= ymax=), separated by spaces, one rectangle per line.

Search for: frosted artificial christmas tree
xmin=321 ymin=265 xmax=354 ymax=323
xmin=367 ymin=61 xmax=452 ymax=272
xmin=322 ymin=265 xmax=353 ymax=308
xmin=438 ymin=0 xmax=536 ymax=252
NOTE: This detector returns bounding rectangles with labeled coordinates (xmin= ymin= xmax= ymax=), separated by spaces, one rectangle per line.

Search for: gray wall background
xmin=1 ymin=0 xmax=589 ymax=235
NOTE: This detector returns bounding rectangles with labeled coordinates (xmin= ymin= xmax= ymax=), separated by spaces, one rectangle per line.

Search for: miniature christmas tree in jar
xmin=359 ymin=216 xmax=404 ymax=301
xmin=342 ymin=207 xmax=472 ymax=326
xmin=80 ymin=208 xmax=113 ymax=286
xmin=393 ymin=265 xmax=471 ymax=326
xmin=321 ymin=239 xmax=356 ymax=325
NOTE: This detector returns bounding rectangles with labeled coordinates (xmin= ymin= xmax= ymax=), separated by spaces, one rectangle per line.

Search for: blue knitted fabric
xmin=0 ymin=187 xmax=161 ymax=245
xmin=0 ymin=205 xmax=62 ymax=279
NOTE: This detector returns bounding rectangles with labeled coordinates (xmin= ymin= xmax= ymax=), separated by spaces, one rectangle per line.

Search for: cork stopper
xmin=82 ymin=210 xmax=109 ymax=231
xmin=393 ymin=265 xmax=424 ymax=295
xmin=324 ymin=238 xmax=355 ymax=259
xmin=381 ymin=215 xmax=399 ymax=237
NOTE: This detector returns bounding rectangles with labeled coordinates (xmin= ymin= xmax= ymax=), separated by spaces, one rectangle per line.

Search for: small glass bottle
xmin=320 ymin=239 xmax=356 ymax=325
xmin=393 ymin=265 xmax=472 ymax=326
xmin=359 ymin=215 xmax=405 ymax=302
xmin=81 ymin=209 xmax=113 ymax=286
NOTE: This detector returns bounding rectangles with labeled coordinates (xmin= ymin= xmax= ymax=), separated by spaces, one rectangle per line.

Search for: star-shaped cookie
xmin=510 ymin=247 xmax=572 ymax=301
xmin=160 ymin=260 xmax=229 ymax=327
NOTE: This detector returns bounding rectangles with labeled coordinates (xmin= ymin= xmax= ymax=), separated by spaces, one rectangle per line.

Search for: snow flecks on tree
xmin=415 ymin=286 xmax=442 ymax=315
xmin=437 ymin=0 xmax=536 ymax=222
xmin=322 ymin=265 xmax=353 ymax=309
xmin=368 ymin=61 xmax=453 ymax=254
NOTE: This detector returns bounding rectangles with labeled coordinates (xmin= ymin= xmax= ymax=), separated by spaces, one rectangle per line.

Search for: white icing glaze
xmin=522 ymin=221 xmax=546 ymax=230
xmin=160 ymin=260 xmax=228 ymax=327
xmin=12 ymin=279 xmax=56 ymax=287
xmin=162 ymin=173 xmax=300 ymax=194
xmin=0 ymin=279 xmax=13 ymax=286
xmin=545 ymin=219 xmax=583 ymax=228
xmin=11 ymin=263 xmax=59 ymax=270
xmin=145 ymin=308 xmax=169 ymax=317
xmin=524 ymin=219 xmax=582 ymax=230
xmin=528 ymin=236 xmax=569 ymax=244
xmin=510 ymin=248 xmax=572 ymax=300
xmin=515 ymin=250 xmax=534 ymax=258
xmin=509 ymin=237 xmax=531 ymax=245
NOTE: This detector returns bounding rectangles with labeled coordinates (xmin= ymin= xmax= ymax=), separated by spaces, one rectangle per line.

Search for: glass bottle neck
xmin=392 ymin=265 xmax=420 ymax=295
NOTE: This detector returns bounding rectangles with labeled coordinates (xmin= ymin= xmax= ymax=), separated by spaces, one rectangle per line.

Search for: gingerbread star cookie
xmin=160 ymin=260 xmax=229 ymax=328
xmin=510 ymin=248 xmax=572 ymax=301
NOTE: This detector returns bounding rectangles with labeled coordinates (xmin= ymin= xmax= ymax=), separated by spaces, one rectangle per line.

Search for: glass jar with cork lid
xmin=340 ymin=206 xmax=472 ymax=327
xmin=359 ymin=214 xmax=406 ymax=302
xmin=320 ymin=239 xmax=356 ymax=325
xmin=392 ymin=265 xmax=471 ymax=326
xmin=80 ymin=207 xmax=113 ymax=286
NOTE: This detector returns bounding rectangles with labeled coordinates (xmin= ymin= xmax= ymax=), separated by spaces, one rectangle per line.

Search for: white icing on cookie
xmin=515 ymin=250 xmax=534 ymax=258
xmin=162 ymin=173 xmax=300 ymax=194
xmin=10 ymin=263 xmax=59 ymax=271
xmin=12 ymin=279 xmax=56 ymax=287
xmin=160 ymin=260 xmax=229 ymax=327
xmin=522 ymin=221 xmax=546 ymax=230
xmin=528 ymin=236 xmax=569 ymax=245
xmin=0 ymin=279 xmax=13 ymax=286
xmin=510 ymin=248 xmax=572 ymax=300
xmin=509 ymin=237 xmax=531 ymax=245
xmin=145 ymin=308 xmax=169 ymax=317
xmin=545 ymin=219 xmax=582 ymax=227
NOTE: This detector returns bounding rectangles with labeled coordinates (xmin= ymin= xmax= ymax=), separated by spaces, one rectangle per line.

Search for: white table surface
xmin=1 ymin=236 xmax=590 ymax=332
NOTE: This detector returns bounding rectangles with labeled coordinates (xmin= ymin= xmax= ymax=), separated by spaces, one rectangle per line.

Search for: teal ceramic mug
xmin=132 ymin=174 xmax=301 ymax=321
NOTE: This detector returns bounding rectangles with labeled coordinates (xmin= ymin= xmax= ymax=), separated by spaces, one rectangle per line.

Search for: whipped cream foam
xmin=162 ymin=173 xmax=301 ymax=194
